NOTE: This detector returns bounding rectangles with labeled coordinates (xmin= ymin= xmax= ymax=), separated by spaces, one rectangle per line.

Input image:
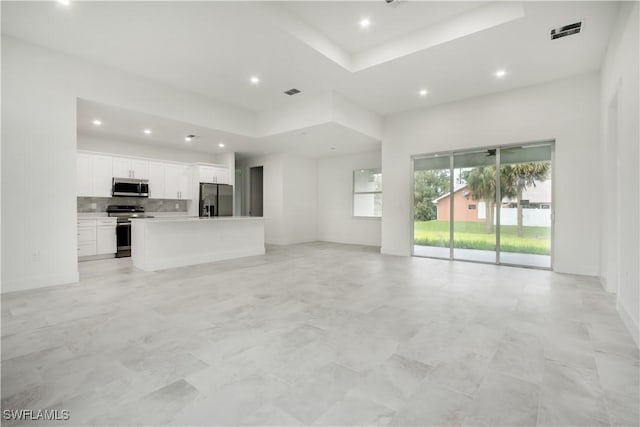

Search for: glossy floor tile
xmin=1 ymin=242 xmax=638 ymax=426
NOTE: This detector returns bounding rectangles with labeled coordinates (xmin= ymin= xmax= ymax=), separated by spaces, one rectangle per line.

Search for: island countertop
xmin=131 ymin=215 xmax=265 ymax=271
xmin=131 ymin=216 xmax=262 ymax=222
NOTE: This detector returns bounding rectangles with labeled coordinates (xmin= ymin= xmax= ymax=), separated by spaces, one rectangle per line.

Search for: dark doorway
xmin=249 ymin=166 xmax=263 ymax=217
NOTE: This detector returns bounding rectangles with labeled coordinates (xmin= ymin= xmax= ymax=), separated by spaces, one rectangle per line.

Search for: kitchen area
xmin=76 ymin=99 xmax=265 ymax=271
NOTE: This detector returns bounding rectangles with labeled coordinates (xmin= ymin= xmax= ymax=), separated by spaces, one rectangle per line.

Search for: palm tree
xmin=501 ymin=162 xmax=550 ymax=236
xmin=465 ymin=166 xmax=518 ymax=233
xmin=464 ymin=167 xmax=497 ymax=233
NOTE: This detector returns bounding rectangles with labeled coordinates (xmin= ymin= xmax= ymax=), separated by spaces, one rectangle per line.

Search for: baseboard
xmin=552 ymin=262 xmax=599 ymax=277
xmin=318 ymin=237 xmax=382 ymax=248
xmin=618 ymin=299 xmax=640 ymax=349
xmin=599 ymin=275 xmax=607 ymax=291
xmin=79 ymin=254 xmax=116 ymax=262
xmin=2 ymin=271 xmax=80 ymax=294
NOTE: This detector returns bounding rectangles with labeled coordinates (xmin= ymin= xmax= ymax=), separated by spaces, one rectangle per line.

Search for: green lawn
xmin=414 ymin=220 xmax=551 ymax=255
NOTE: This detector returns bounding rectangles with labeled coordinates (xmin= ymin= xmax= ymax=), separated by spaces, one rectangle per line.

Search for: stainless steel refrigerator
xmin=199 ymin=183 xmax=233 ymax=217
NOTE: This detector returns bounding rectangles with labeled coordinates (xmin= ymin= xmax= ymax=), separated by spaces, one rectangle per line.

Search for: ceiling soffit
xmin=258 ymin=2 xmax=525 ymax=73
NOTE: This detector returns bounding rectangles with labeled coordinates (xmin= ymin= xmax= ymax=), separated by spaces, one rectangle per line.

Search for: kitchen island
xmin=131 ymin=216 xmax=265 ymax=271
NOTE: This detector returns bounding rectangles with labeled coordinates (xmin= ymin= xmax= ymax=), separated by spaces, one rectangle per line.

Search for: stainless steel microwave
xmin=112 ymin=178 xmax=149 ymax=197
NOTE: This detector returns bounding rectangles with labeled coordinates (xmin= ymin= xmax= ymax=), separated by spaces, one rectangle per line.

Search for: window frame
xmin=352 ymin=168 xmax=382 ymax=219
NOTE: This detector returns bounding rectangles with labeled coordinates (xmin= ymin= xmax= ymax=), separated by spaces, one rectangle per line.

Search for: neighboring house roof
xmin=432 ymin=184 xmax=468 ymax=204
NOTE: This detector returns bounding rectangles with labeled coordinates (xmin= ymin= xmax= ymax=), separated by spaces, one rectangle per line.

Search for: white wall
xmin=78 ymin=133 xmax=220 ymax=164
xmin=381 ymin=73 xmax=601 ymax=276
xmin=330 ymin=93 xmax=382 ymax=140
xmin=317 ymin=151 xmax=382 ymax=246
xmin=282 ymin=154 xmax=318 ymax=244
xmin=256 ymin=93 xmax=333 ymax=137
xmin=599 ymin=3 xmax=639 ymax=346
xmin=1 ymin=36 xmax=254 ymax=293
xmin=238 ymin=153 xmax=317 ymax=245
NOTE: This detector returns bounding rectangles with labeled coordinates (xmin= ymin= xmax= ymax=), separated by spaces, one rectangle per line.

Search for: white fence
xmin=478 ymin=203 xmax=551 ymax=227
xmin=498 ymin=208 xmax=551 ymax=226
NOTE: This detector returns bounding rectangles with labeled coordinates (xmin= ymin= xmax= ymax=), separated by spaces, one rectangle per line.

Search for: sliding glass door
xmin=412 ymin=142 xmax=553 ymax=269
xmin=452 ymin=150 xmax=498 ymax=263
xmin=413 ymin=156 xmax=452 ymax=259
xmin=499 ymin=144 xmax=552 ymax=268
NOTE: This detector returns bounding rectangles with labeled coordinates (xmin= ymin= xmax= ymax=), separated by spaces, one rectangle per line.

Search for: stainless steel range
xmin=107 ymin=205 xmax=154 ymax=258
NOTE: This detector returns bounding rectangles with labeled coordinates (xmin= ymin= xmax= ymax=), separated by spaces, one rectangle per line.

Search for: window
xmin=353 ymin=168 xmax=382 ymax=217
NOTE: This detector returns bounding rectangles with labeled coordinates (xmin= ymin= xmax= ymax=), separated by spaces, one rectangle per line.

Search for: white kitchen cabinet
xmin=112 ymin=157 xmax=131 ymax=179
xmin=77 ymin=153 xmax=113 ymax=197
xmin=197 ymin=165 xmax=229 ymax=184
xmin=112 ymin=157 xmax=149 ymax=179
xmin=165 ymin=164 xmax=191 ymax=200
xmin=148 ymin=162 xmax=166 ymax=199
xmin=131 ymin=160 xmax=149 ymax=179
xmin=78 ymin=218 xmax=116 ymax=258
xmin=213 ymin=166 xmax=229 ymax=184
xmin=77 ymin=219 xmax=97 ymax=257
xmin=77 ymin=154 xmax=92 ymax=197
xmin=96 ymin=224 xmax=117 ymax=254
xmin=92 ymin=154 xmax=113 ymax=197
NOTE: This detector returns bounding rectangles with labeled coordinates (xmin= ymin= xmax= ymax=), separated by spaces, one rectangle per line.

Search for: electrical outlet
xmin=90 ymin=202 xmax=97 ymax=209
xmin=175 ymin=203 xmax=179 ymax=209
xmin=32 ymin=251 xmax=40 ymax=262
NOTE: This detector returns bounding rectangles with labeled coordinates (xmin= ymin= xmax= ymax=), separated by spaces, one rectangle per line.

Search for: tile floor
xmin=2 ymin=242 xmax=638 ymax=426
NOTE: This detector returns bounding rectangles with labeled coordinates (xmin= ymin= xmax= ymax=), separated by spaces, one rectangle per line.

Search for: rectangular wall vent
xmin=550 ymin=21 xmax=582 ymax=40
xmin=284 ymin=88 xmax=301 ymax=96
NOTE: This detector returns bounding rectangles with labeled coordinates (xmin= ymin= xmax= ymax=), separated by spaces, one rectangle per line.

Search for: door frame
xmin=410 ymin=139 xmax=555 ymax=270
xmin=249 ymin=165 xmax=264 ymax=217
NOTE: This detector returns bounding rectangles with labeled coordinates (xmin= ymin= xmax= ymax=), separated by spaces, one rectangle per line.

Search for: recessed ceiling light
xmin=249 ymin=76 xmax=260 ymax=85
xmin=495 ymin=69 xmax=507 ymax=78
xmin=92 ymin=119 xmax=102 ymax=126
xmin=57 ymin=0 xmax=70 ymax=6
xmin=143 ymin=129 xmax=152 ymax=135
xmin=359 ymin=18 xmax=371 ymax=28
xmin=218 ymin=143 xmax=225 ymax=148
xmin=185 ymin=134 xmax=196 ymax=142
xmin=418 ymin=89 xmax=428 ymax=97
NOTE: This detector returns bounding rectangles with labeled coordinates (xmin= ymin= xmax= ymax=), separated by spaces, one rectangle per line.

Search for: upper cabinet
xmin=164 ymin=164 xmax=192 ymax=200
xmin=77 ymin=153 xmax=113 ymax=197
xmin=148 ymin=162 xmax=166 ymax=199
xmin=112 ymin=157 xmax=149 ymax=180
xmin=77 ymin=151 xmax=229 ymax=201
xmin=197 ymin=165 xmax=229 ymax=184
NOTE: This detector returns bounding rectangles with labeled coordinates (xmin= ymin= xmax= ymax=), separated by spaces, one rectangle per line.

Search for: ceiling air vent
xmin=550 ymin=21 xmax=582 ymax=40
xmin=284 ymin=88 xmax=301 ymax=96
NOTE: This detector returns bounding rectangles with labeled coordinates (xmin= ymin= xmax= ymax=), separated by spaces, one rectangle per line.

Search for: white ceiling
xmin=78 ymin=99 xmax=379 ymax=159
xmin=77 ymin=99 xmax=252 ymax=155
xmin=283 ymin=1 xmax=486 ymax=54
xmin=1 ymin=1 xmax=619 ymax=117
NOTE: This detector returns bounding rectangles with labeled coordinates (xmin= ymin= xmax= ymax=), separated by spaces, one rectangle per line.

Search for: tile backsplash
xmin=78 ymin=197 xmax=188 ymax=213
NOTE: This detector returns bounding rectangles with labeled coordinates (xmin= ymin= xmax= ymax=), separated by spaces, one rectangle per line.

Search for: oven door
xmin=115 ymin=222 xmax=132 ymax=257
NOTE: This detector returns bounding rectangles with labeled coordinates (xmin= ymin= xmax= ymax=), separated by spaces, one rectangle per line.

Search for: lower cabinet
xmin=97 ymin=226 xmax=117 ymax=254
xmin=78 ymin=218 xmax=117 ymax=258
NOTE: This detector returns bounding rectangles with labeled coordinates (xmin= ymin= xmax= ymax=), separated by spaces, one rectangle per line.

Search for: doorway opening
xmin=412 ymin=141 xmax=554 ymax=269
xmin=249 ymin=166 xmax=264 ymax=217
